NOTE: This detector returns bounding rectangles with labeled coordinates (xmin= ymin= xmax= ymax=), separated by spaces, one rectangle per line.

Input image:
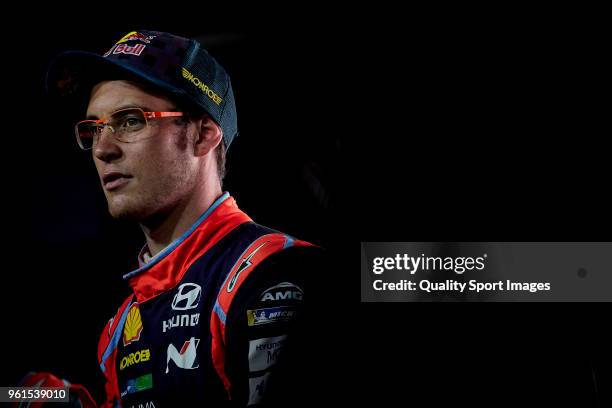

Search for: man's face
xmin=87 ymin=80 xmax=199 ymax=222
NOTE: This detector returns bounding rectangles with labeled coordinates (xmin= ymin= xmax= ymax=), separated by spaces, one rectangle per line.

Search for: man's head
xmin=86 ymin=79 xmax=224 ymax=221
xmin=47 ymin=30 xmax=237 ymax=222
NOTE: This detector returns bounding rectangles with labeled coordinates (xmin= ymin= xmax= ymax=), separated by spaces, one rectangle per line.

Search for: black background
xmin=1 ymin=7 xmax=609 ymax=407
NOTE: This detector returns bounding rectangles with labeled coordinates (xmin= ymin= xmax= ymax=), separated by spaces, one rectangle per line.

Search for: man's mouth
xmin=102 ymin=172 xmax=133 ymax=191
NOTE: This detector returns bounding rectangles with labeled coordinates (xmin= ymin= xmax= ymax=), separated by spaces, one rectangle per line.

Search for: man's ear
xmin=193 ymin=115 xmax=222 ymax=157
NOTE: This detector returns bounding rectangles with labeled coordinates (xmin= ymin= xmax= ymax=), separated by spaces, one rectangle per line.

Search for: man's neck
xmin=140 ymin=185 xmax=223 ymax=258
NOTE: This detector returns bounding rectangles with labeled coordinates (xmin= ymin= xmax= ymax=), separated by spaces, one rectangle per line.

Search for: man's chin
xmin=107 ymin=202 xmax=149 ymax=221
xmin=106 ymin=195 xmax=176 ymax=224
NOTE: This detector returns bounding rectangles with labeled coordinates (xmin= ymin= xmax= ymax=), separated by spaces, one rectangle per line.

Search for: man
xmin=32 ymin=30 xmax=322 ymax=407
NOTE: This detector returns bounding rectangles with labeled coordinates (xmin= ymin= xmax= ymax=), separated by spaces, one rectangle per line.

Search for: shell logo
xmin=123 ymin=303 xmax=143 ymax=346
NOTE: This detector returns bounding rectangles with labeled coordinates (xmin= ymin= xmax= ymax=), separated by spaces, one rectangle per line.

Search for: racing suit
xmin=97 ymin=192 xmax=321 ymax=407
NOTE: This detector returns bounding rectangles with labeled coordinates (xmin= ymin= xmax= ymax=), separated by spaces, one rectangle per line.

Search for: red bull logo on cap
xmin=116 ymin=31 xmax=155 ymax=44
xmin=103 ymin=31 xmax=155 ymax=57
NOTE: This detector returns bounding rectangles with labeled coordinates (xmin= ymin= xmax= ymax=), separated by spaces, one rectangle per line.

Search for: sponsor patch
xmin=114 ymin=43 xmax=146 ymax=56
xmin=120 ymin=373 xmax=153 ymax=397
xmin=227 ymin=242 xmax=268 ymax=293
xmin=172 ymin=283 xmax=201 ymax=310
xmin=165 ymin=337 xmax=199 ymax=373
xmin=104 ymin=43 xmax=146 ymax=57
xmin=260 ymin=282 xmax=303 ymax=302
xmin=247 ymin=306 xmax=297 ymax=326
xmin=248 ymin=335 xmax=287 ymax=372
xmin=120 ymin=349 xmax=151 ymax=370
xmin=103 ymin=31 xmax=156 ymax=57
xmin=162 ymin=313 xmax=200 ymax=333
xmin=248 ymin=372 xmax=272 ymax=406
xmin=116 ymin=31 xmax=156 ymax=44
xmin=123 ymin=303 xmax=143 ymax=346
xmin=181 ymin=67 xmax=224 ymax=106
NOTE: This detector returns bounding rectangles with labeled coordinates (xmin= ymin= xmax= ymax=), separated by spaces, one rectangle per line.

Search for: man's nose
xmin=93 ymin=128 xmax=122 ymax=162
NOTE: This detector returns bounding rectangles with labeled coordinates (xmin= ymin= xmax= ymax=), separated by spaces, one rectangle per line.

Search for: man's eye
xmin=91 ymin=125 xmax=104 ymax=134
xmin=122 ymin=117 xmax=145 ymax=128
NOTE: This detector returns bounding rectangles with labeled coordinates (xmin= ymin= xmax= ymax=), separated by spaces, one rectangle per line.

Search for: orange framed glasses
xmin=75 ymin=107 xmax=184 ymax=150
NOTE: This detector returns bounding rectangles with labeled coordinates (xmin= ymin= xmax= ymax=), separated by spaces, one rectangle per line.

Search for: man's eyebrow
xmin=85 ymin=105 xmax=159 ymax=120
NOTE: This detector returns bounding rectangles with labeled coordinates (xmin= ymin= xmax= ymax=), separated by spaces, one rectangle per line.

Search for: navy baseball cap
xmin=46 ymin=30 xmax=238 ymax=149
